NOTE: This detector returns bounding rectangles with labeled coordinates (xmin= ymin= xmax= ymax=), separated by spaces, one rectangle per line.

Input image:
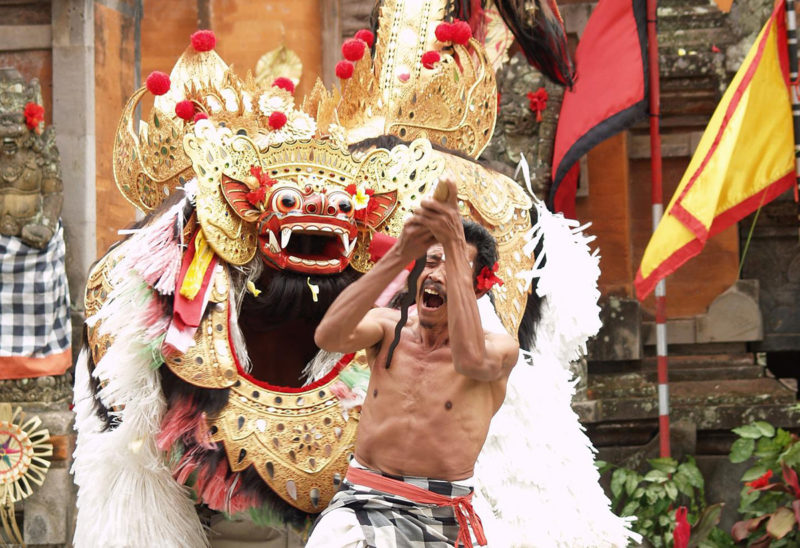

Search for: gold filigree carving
xmin=209 ymin=373 xmax=359 ymax=513
xmin=84 ymin=252 xmax=119 ymax=366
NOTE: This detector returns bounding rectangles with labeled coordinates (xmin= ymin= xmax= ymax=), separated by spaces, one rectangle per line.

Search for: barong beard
xmin=240 ymin=266 xmax=361 ymax=331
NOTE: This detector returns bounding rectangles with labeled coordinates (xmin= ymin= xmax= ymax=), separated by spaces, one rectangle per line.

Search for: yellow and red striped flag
xmin=635 ymin=0 xmax=796 ymax=299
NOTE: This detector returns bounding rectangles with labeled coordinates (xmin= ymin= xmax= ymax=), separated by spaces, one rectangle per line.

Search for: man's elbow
xmin=314 ymin=323 xmax=336 ymax=351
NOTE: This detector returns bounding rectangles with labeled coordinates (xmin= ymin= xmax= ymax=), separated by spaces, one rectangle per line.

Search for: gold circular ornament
xmin=255 ymin=45 xmax=303 ymax=87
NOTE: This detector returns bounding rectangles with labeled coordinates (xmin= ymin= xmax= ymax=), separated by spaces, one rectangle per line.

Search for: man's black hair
xmin=461 ymin=218 xmax=497 ymax=283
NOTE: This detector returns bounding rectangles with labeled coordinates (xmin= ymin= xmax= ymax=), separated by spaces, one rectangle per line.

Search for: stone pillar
xmin=51 ymin=0 xmax=96 ymax=327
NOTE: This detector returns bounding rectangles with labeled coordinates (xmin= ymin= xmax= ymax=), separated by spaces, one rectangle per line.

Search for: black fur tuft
xmin=160 ymin=365 xmax=230 ymax=417
xmin=494 ymin=0 xmax=574 ymax=87
xmin=241 ymin=268 xmax=361 ymax=331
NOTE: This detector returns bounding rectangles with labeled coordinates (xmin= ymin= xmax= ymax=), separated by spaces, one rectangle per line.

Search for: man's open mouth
xmin=421 ymin=286 xmax=446 ymax=309
xmin=261 ymin=221 xmax=358 ymax=273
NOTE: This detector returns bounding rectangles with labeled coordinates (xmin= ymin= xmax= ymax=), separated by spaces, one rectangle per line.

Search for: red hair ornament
xmin=476 ymin=262 xmax=503 ymax=291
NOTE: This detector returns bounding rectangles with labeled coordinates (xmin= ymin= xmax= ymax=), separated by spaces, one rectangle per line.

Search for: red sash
xmin=346 ymin=466 xmax=487 ymax=548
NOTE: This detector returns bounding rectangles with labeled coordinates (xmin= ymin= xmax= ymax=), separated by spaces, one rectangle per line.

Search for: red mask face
xmin=221 ymin=174 xmax=397 ymax=274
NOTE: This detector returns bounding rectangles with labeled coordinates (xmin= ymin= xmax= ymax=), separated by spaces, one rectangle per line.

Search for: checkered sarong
xmin=0 ymin=225 xmax=71 ymax=360
xmin=311 ymin=461 xmax=484 ymax=547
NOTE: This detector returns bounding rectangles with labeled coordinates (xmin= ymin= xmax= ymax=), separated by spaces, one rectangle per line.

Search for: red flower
xmin=527 ymin=88 xmax=548 ymax=122
xmin=335 ymin=60 xmax=354 ymax=79
xmin=272 ymin=77 xmax=295 ymax=94
xmin=190 ymin=29 xmax=216 ymax=52
xmin=746 ymin=469 xmax=774 ymax=492
xmin=344 ymin=183 xmax=357 ymax=196
xmin=354 ymin=29 xmax=374 ymax=48
xmin=476 ymin=262 xmax=503 ymax=291
xmin=673 ymin=506 xmax=690 ymax=548
xmin=23 ymin=102 xmax=45 ymax=132
xmin=342 ymin=38 xmax=367 ymax=62
xmin=175 ymin=100 xmax=195 ymax=120
xmin=421 ymin=51 xmax=441 ymax=69
xmin=245 ymin=186 xmax=268 ymax=207
xmin=268 ymin=111 xmax=287 ymax=130
xmin=146 ymin=71 xmax=171 ymax=95
xmin=249 ymin=165 xmax=276 ymax=188
xmin=245 ymin=166 xmax=276 ymax=207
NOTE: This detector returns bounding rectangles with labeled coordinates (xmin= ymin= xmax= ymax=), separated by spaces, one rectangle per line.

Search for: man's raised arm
xmin=415 ymin=180 xmax=519 ymax=381
xmin=314 ymin=215 xmax=436 ymax=354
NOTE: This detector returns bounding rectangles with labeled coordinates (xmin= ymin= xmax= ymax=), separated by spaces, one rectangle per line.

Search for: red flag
xmin=550 ymin=0 xmax=648 ymax=217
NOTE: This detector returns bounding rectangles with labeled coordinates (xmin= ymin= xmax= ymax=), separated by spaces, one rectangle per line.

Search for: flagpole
xmin=647 ymin=0 xmax=670 ymax=458
xmin=786 ymin=0 xmax=800 ymax=202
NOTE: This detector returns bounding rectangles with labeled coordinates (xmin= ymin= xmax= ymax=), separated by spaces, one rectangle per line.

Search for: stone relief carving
xmin=0 ymin=68 xmax=63 ymax=249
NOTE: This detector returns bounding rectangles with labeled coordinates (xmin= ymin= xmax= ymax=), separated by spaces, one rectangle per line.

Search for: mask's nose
xmin=303 ymin=193 xmax=324 ymax=214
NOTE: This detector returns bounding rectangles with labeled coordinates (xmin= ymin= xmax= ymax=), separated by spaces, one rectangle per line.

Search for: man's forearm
xmin=443 ymin=240 xmax=490 ymax=376
xmin=315 ymin=245 xmax=409 ymax=347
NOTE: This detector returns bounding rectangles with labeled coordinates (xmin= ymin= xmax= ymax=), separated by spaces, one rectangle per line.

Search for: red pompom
xmin=192 ymin=112 xmax=209 ymax=123
xmin=435 ymin=22 xmax=454 ymax=42
xmin=146 ymin=71 xmax=171 ymax=95
xmin=451 ymin=21 xmax=472 ymax=45
xmin=268 ymin=111 xmax=287 ymax=130
xmin=354 ymin=29 xmax=374 ymax=48
xmin=421 ymin=51 xmax=441 ymax=69
xmin=272 ymin=77 xmax=295 ymax=93
xmin=190 ymin=30 xmax=216 ymax=52
xmin=335 ymin=60 xmax=354 ymax=79
xmin=175 ymin=100 xmax=195 ymax=120
xmin=341 ymin=38 xmax=366 ymax=62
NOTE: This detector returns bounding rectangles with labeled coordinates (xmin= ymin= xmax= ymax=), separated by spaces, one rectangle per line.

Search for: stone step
xmin=577 ymin=378 xmax=797 ymax=424
xmin=658 ymin=5 xmax=726 ymax=31
xmin=640 ymin=354 xmax=763 ymax=382
xmin=660 ymin=28 xmax=736 ymax=49
xmin=644 ymin=365 xmax=764 ymax=382
xmin=659 ymin=0 xmax=717 ymax=8
xmin=588 ymin=372 xmax=656 ymax=399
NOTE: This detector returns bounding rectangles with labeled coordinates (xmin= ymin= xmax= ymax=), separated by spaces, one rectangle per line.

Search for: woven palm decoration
xmin=0 ymin=404 xmax=52 ymax=546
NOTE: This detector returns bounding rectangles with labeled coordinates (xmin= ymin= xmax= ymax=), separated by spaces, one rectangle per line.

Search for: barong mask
xmin=111 ymin=0 xmax=536 ymax=335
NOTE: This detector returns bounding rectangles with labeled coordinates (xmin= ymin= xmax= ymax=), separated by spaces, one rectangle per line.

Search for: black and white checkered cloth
xmin=0 ymin=224 xmax=71 ymax=357
xmin=311 ymin=461 xmax=482 ymax=547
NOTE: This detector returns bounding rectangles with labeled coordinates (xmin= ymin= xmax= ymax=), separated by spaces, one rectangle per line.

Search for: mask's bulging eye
xmin=272 ymin=188 xmax=302 ymax=213
xmin=327 ymin=191 xmax=355 ymax=218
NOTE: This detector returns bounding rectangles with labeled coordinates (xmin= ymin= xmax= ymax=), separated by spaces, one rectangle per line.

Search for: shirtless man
xmin=307 ymin=179 xmax=519 ymax=547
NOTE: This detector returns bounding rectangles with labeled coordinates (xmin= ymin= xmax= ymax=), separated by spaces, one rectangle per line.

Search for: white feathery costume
xmin=473 ymin=196 xmax=638 ymax=547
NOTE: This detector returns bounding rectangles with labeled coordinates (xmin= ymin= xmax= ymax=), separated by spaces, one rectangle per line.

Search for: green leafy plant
xmin=729 ymin=421 xmax=800 ymax=547
xmin=598 ymin=457 xmax=730 ymax=547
